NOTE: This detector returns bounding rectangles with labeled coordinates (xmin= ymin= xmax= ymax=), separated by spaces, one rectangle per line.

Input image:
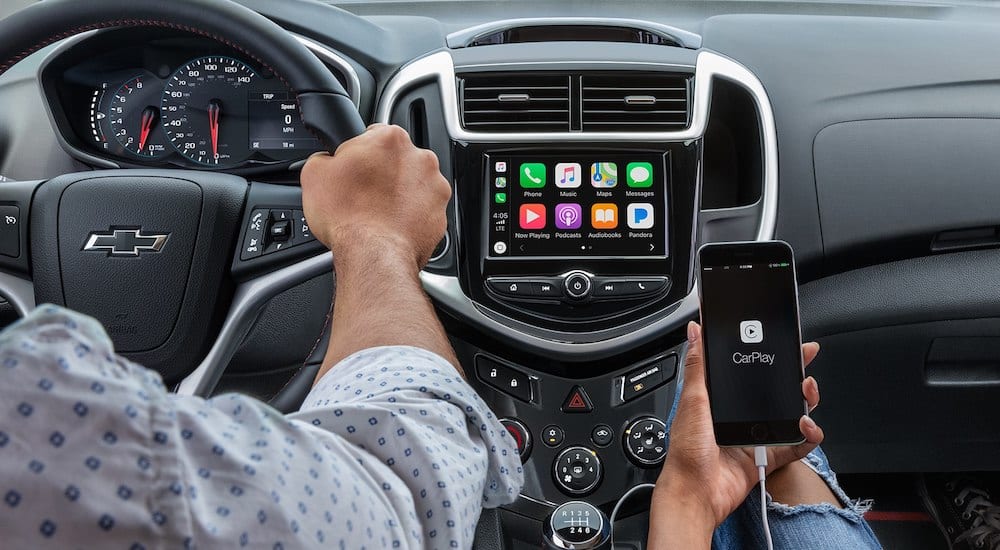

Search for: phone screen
xmin=698 ymin=241 xmax=805 ymax=445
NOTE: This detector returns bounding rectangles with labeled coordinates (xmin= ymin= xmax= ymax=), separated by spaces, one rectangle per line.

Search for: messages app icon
xmin=626 ymin=162 xmax=654 ymax=188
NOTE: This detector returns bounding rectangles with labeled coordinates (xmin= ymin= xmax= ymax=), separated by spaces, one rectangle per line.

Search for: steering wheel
xmin=0 ymin=0 xmax=365 ymax=399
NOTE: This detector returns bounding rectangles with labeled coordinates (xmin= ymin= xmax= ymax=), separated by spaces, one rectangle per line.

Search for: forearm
xmin=647 ymin=478 xmax=717 ymax=550
xmin=314 ymin=236 xmax=460 ymax=384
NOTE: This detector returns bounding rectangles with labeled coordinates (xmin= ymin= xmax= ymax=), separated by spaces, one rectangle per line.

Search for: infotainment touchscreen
xmin=486 ymin=154 xmax=668 ymax=258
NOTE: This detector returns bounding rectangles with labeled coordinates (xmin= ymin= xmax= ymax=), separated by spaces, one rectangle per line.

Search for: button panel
xmin=619 ymin=355 xmax=677 ymax=402
xmin=553 ymin=446 xmax=603 ymax=496
xmin=475 ymin=355 xmax=533 ymax=403
xmin=624 ymin=417 xmax=668 ymax=467
xmin=240 ymin=207 xmax=317 ymax=260
xmin=485 ymin=274 xmax=669 ymax=304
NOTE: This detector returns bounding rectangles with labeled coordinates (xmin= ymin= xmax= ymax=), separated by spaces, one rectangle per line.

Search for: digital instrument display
xmin=486 ymin=154 xmax=668 ymax=258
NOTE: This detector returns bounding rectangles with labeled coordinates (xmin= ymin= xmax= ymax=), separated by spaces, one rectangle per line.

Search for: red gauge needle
xmin=207 ymin=100 xmax=221 ymax=159
xmin=137 ymin=107 xmax=157 ymax=153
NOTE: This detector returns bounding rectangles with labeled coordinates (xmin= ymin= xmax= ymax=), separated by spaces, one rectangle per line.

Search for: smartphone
xmin=697 ymin=241 xmax=807 ymax=447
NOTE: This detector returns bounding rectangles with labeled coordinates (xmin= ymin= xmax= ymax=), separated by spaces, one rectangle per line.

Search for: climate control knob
xmin=624 ymin=417 xmax=668 ymax=466
xmin=553 ymin=446 xmax=602 ymax=495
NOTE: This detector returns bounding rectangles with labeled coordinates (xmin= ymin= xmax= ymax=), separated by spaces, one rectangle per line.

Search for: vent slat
xmin=459 ymin=74 xmax=571 ymax=132
xmin=582 ymin=73 xmax=690 ymax=131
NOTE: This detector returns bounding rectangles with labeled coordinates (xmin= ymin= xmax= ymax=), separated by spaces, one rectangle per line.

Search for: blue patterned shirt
xmin=0 ymin=305 xmax=523 ymax=549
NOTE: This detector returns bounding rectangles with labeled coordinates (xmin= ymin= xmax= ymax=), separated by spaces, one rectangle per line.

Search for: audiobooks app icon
xmin=591 ymin=203 xmax=619 ymax=229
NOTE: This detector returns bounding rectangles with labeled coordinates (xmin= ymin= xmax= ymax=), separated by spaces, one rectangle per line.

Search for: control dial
xmin=563 ymin=271 xmax=592 ymax=300
xmin=624 ymin=417 xmax=668 ymax=466
xmin=553 ymin=446 xmax=602 ymax=496
xmin=544 ymin=501 xmax=610 ymax=550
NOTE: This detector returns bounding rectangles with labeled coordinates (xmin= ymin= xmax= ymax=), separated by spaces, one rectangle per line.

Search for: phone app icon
xmin=626 ymin=162 xmax=654 ymax=188
xmin=591 ymin=162 xmax=618 ymax=188
xmin=519 ymin=204 xmax=546 ymax=230
xmin=554 ymin=163 xmax=582 ymax=188
xmin=554 ymin=203 xmax=582 ymax=230
xmin=627 ymin=203 xmax=654 ymax=229
xmin=494 ymin=192 xmax=507 ymax=204
xmin=591 ymin=203 xmax=619 ymax=229
xmin=739 ymin=320 xmax=764 ymax=344
xmin=495 ymin=176 xmax=507 ymax=188
xmin=519 ymin=163 xmax=546 ymax=188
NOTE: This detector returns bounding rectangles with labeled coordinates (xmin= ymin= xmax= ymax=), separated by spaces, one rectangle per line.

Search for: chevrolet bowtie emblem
xmin=83 ymin=228 xmax=169 ymax=256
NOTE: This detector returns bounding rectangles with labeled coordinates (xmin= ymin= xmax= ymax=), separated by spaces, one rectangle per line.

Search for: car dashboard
xmin=3 ymin=0 xmax=1000 ymax=548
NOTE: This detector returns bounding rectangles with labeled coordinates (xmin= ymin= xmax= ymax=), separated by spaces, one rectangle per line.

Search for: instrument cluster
xmin=41 ymin=29 xmax=349 ymax=172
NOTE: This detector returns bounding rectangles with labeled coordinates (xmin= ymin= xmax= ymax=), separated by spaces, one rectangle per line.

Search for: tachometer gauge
xmin=108 ymin=75 xmax=168 ymax=158
xmin=161 ymin=56 xmax=255 ymax=166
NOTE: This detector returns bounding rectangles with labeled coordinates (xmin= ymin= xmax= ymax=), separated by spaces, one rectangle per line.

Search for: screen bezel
xmin=482 ymin=152 xmax=671 ymax=261
xmin=697 ymin=240 xmax=808 ymax=447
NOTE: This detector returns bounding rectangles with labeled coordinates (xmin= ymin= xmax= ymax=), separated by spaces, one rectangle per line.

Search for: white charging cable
xmin=754 ymin=445 xmax=774 ymax=550
xmin=609 ymin=482 xmax=656 ymax=550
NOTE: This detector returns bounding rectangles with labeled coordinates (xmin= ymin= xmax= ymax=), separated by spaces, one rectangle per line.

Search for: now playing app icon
xmin=739 ymin=320 xmax=764 ymax=344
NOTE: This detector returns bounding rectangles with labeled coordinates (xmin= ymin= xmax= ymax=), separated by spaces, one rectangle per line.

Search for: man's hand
xmin=301 ymin=124 xmax=451 ymax=269
xmin=647 ymin=321 xmax=824 ymax=549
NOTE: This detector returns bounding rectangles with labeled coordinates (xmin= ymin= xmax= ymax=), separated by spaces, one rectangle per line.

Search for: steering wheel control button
xmin=561 ymin=386 xmax=594 ymax=413
xmin=591 ymin=425 xmax=614 ymax=447
xmin=475 ymin=356 xmax=533 ymax=403
xmin=0 ymin=205 xmax=20 ymax=258
xmin=240 ymin=209 xmax=268 ymax=260
xmin=563 ymin=271 xmax=592 ymax=300
xmin=542 ymin=425 xmax=565 ymax=448
xmin=553 ymin=446 xmax=603 ymax=496
xmin=619 ymin=355 xmax=677 ymax=402
xmin=292 ymin=210 xmax=312 ymax=242
xmin=499 ymin=418 xmax=532 ymax=462
xmin=544 ymin=501 xmax=610 ymax=550
xmin=624 ymin=417 xmax=668 ymax=467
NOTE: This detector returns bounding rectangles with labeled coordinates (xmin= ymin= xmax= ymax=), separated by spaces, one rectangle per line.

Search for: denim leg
xmin=712 ymin=447 xmax=882 ymax=550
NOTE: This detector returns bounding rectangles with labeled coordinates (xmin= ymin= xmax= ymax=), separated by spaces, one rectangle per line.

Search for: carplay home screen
xmin=486 ymin=155 xmax=668 ymax=258
xmin=699 ymin=258 xmax=804 ymax=424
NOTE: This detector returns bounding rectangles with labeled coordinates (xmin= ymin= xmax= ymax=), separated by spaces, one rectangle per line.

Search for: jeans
xmin=665 ymin=369 xmax=883 ymax=549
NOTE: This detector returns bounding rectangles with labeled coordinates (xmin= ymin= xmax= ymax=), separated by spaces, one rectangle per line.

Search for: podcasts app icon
xmin=554 ymin=203 xmax=582 ymax=230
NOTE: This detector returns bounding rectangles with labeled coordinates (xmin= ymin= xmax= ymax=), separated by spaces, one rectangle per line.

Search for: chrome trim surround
xmin=446 ymin=17 xmax=702 ymax=50
xmin=176 ymin=252 xmax=333 ymax=396
xmin=292 ymin=34 xmax=362 ymax=108
xmin=0 ymin=272 xmax=35 ymax=316
xmin=374 ymin=48 xmax=778 ymax=355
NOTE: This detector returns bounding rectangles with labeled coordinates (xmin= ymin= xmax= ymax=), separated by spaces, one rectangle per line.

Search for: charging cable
xmin=609 ymin=483 xmax=656 ymax=550
xmin=754 ymin=445 xmax=774 ymax=550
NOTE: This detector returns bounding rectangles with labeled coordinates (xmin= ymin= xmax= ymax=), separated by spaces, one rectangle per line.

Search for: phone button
xmin=751 ymin=423 xmax=769 ymax=442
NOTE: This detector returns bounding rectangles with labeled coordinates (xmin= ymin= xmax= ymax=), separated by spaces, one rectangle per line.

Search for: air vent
xmin=459 ymin=74 xmax=571 ymax=132
xmin=581 ymin=73 xmax=690 ymax=131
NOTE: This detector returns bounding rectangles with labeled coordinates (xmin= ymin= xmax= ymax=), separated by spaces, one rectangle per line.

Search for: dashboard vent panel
xmin=581 ymin=73 xmax=690 ymax=131
xmin=459 ymin=74 xmax=571 ymax=132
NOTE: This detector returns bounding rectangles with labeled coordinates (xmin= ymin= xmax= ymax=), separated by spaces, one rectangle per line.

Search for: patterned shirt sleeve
xmin=0 ymin=305 xmax=523 ymax=549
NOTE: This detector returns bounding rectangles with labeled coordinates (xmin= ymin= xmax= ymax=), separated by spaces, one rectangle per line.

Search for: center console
xmin=377 ymin=37 xmax=775 ymax=549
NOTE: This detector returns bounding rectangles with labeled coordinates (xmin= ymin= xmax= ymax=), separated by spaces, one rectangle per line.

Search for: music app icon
xmin=554 ymin=163 xmax=582 ymax=189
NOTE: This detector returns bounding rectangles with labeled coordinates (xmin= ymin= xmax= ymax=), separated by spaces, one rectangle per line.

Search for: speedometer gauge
xmin=161 ymin=56 xmax=256 ymax=166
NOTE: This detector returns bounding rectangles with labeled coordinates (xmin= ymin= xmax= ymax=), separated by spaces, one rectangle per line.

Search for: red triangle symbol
xmin=568 ymin=393 xmax=587 ymax=409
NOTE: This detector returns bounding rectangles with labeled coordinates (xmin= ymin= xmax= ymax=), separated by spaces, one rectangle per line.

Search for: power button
xmin=564 ymin=271 xmax=592 ymax=299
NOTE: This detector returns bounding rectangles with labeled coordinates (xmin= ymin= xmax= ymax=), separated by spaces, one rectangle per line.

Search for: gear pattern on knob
xmin=624 ymin=417 xmax=668 ymax=466
xmin=553 ymin=446 xmax=602 ymax=496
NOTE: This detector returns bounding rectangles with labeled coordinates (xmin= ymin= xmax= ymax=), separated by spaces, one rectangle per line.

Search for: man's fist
xmin=300 ymin=124 xmax=451 ymax=269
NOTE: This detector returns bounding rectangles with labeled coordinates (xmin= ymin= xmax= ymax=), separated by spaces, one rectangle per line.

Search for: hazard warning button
xmin=561 ymin=386 xmax=594 ymax=413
